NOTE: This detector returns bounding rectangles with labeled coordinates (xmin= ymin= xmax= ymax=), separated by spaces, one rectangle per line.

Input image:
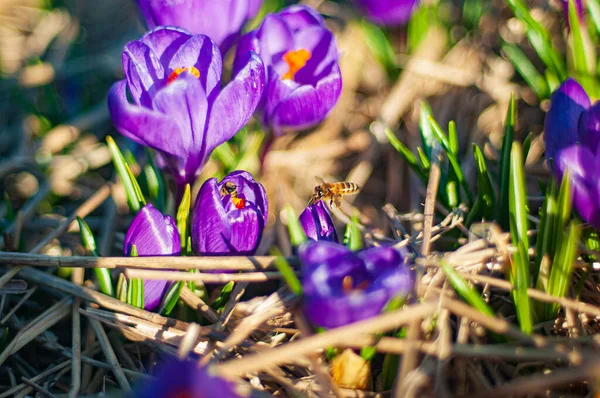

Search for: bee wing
xmin=315 ymin=176 xmax=326 ymax=185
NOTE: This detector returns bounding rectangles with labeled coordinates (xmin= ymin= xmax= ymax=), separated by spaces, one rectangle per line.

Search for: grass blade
xmin=568 ymin=0 xmax=597 ymax=95
xmin=498 ymin=94 xmax=516 ymax=229
xmin=106 ymin=136 xmax=144 ymax=213
xmin=158 ymin=282 xmax=184 ymax=316
xmin=441 ymin=259 xmax=495 ymax=317
xmin=508 ymin=142 xmax=533 ymax=334
xmin=77 ymin=217 xmax=114 ymax=297
xmin=285 ymin=205 xmax=307 ymax=247
xmin=502 ymin=43 xmax=549 ymax=99
xmin=506 ymin=0 xmax=567 ymax=80
xmin=346 ymin=210 xmax=363 ymax=251
xmin=428 ymin=116 xmax=473 ymax=206
xmin=385 ymin=128 xmax=427 ymax=181
xmin=467 ymin=144 xmax=495 ymax=223
xmin=360 ymin=20 xmax=398 ymax=78
xmin=534 ymin=180 xmax=557 ymax=290
xmin=176 ymin=184 xmax=191 ymax=252
xmin=143 ymin=149 xmax=166 ymax=211
xmin=271 ymin=247 xmax=302 ymax=296
xmin=589 ymin=0 xmax=600 ymax=36
xmin=544 ymin=221 xmax=581 ymax=319
xmin=448 ymin=121 xmax=459 ymax=155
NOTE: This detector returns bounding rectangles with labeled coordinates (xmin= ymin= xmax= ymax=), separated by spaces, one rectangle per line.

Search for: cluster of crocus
xmin=133 ymin=357 xmax=247 ymax=397
xmin=544 ymin=78 xmax=600 ymax=229
xmin=136 ymin=0 xmax=262 ymax=54
xmin=234 ymin=5 xmax=343 ymax=135
xmin=353 ymin=0 xmax=418 ymax=26
xmin=110 ymin=2 xmax=344 ymax=192
xmin=299 ymin=241 xmax=413 ymax=328
xmin=108 ymin=26 xmax=265 ymax=192
xmin=124 ymin=204 xmax=180 ymax=311
xmin=123 ymin=171 xmax=268 ymax=310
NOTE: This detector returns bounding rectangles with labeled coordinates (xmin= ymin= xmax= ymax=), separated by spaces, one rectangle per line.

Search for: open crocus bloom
xmin=124 ymin=204 xmax=180 ymax=312
xmin=543 ymin=78 xmax=600 ymax=229
xmin=136 ymin=0 xmax=262 ymax=54
xmin=299 ymin=241 xmax=413 ymax=329
xmin=192 ymin=171 xmax=268 ymax=255
xmin=234 ymin=5 xmax=342 ymax=135
xmin=354 ymin=0 xmax=418 ymax=26
xmin=299 ymin=200 xmax=338 ymax=242
xmin=133 ymin=357 xmax=249 ymax=398
xmin=108 ymin=27 xmax=264 ymax=191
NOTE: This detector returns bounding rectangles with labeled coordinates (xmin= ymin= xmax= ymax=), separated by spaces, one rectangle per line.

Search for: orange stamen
xmin=167 ymin=66 xmax=200 ymax=84
xmin=232 ymin=197 xmax=246 ymax=210
xmin=342 ymin=276 xmax=353 ymax=294
xmin=281 ymin=49 xmax=311 ymax=80
xmin=342 ymin=276 xmax=370 ymax=295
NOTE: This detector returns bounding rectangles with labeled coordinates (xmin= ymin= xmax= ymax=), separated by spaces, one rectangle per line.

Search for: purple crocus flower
xmin=544 ymin=78 xmax=600 ymax=228
xmin=124 ymin=204 xmax=180 ymax=312
xmin=233 ymin=5 xmax=342 ymax=135
xmin=192 ymin=170 xmax=268 ymax=255
xmin=299 ymin=201 xmax=338 ymax=242
xmin=136 ymin=0 xmax=263 ymax=54
xmin=299 ymin=241 xmax=413 ymax=329
xmin=108 ymin=27 xmax=265 ymax=192
xmin=133 ymin=357 xmax=246 ymax=398
xmin=354 ymin=0 xmax=418 ymax=26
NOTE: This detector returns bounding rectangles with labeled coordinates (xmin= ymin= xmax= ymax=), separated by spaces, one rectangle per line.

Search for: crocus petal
xmin=358 ymin=246 xmax=405 ymax=273
xmin=299 ymin=201 xmax=338 ymax=242
xmin=140 ymin=26 xmax=191 ymax=71
xmin=108 ymin=80 xmax=185 ymax=157
xmin=247 ymin=0 xmax=263 ymax=18
xmin=578 ymin=102 xmax=600 ymax=155
xmin=304 ymin=285 xmax=390 ymax=329
xmin=544 ymin=78 xmax=590 ymax=162
xmin=204 ymin=52 xmax=265 ymax=163
xmin=298 ymin=241 xmax=352 ymax=269
xmin=233 ymin=31 xmax=261 ymax=75
xmin=122 ymin=40 xmax=165 ymax=106
xmin=293 ymin=26 xmax=339 ymax=84
xmin=136 ymin=0 xmax=257 ymax=54
xmin=151 ymin=72 xmax=208 ymax=153
xmin=192 ymin=178 xmax=230 ymax=254
xmin=256 ymin=14 xmax=295 ymax=69
xmin=133 ymin=358 xmax=246 ymax=398
xmin=355 ymin=0 xmax=418 ymax=25
xmin=227 ymin=203 xmax=264 ymax=254
xmin=124 ymin=204 xmax=180 ymax=256
xmin=269 ymin=63 xmax=342 ymax=134
xmin=168 ymin=33 xmax=222 ymax=97
xmin=124 ymin=204 xmax=180 ymax=312
xmin=277 ymin=4 xmax=326 ymax=30
xmin=143 ymin=280 xmax=171 ymax=313
xmin=563 ymin=0 xmax=584 ymax=28
xmin=555 ymin=146 xmax=600 ymax=227
xmin=263 ymin=68 xmax=298 ymax=126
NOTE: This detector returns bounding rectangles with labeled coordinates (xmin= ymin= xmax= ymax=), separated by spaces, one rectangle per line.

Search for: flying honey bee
xmin=308 ymin=178 xmax=360 ymax=207
xmin=220 ymin=181 xmax=246 ymax=209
